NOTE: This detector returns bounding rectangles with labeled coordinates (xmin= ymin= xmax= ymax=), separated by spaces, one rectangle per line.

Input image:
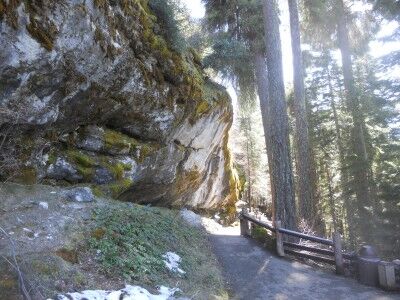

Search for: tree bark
xmin=261 ymin=0 xmax=297 ymax=230
xmin=253 ymin=52 xmax=275 ymax=216
xmin=288 ymin=0 xmax=315 ymax=224
xmin=336 ymin=0 xmax=372 ymax=233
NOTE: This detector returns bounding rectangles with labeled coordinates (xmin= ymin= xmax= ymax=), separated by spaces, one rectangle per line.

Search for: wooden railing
xmin=239 ymin=211 xmax=356 ymax=275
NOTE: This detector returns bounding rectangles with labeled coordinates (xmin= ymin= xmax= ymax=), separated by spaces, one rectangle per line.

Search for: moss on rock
xmin=66 ymin=150 xmax=96 ymax=181
xmin=15 ymin=167 xmax=37 ymax=184
xmin=104 ymin=129 xmax=133 ymax=153
xmin=195 ymin=100 xmax=210 ymax=116
xmin=67 ymin=150 xmax=96 ymax=168
xmin=220 ymin=130 xmax=239 ymax=223
xmin=109 ymin=178 xmax=133 ymax=198
xmin=26 ymin=18 xmax=57 ymax=51
xmin=174 ymin=168 xmax=202 ymax=196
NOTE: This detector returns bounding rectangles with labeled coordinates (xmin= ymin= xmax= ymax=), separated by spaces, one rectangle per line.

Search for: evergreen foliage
xmin=202 ymin=0 xmax=399 ymax=257
xmin=149 ymin=0 xmax=187 ymax=52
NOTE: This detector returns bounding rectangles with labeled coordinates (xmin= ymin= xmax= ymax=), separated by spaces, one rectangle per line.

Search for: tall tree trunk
xmin=327 ymin=67 xmax=356 ymax=246
xmin=288 ymin=0 xmax=314 ymax=225
xmin=253 ymin=52 xmax=275 ymax=216
xmin=262 ymin=0 xmax=297 ymax=230
xmin=336 ymin=0 xmax=371 ymax=238
xmin=246 ymin=137 xmax=252 ymax=211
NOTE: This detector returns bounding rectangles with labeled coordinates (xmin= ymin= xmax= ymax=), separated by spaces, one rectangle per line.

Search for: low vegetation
xmin=88 ymin=203 xmax=227 ymax=299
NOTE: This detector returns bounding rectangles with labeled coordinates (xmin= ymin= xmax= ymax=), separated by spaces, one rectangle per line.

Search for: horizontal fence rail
xmin=283 ymin=242 xmax=355 ymax=260
xmin=239 ymin=211 xmax=355 ymax=275
xmin=240 ymin=213 xmax=275 ymax=231
xmin=283 ymin=241 xmax=335 ymax=256
xmin=241 ymin=213 xmax=333 ymax=246
xmin=284 ymin=249 xmax=336 ymax=265
xmin=278 ymin=227 xmax=333 ymax=245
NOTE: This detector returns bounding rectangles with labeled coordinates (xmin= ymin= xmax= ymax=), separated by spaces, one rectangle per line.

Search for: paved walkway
xmin=209 ymin=232 xmax=400 ymax=300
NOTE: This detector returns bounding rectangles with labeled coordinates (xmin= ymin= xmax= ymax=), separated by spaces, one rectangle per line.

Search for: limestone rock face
xmin=0 ymin=0 xmax=238 ymax=210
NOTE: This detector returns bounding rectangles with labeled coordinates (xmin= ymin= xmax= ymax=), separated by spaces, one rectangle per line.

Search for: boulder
xmin=64 ymin=187 xmax=95 ymax=203
xmin=0 ymin=0 xmax=238 ymax=211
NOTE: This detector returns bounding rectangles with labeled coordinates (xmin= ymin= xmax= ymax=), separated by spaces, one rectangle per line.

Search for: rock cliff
xmin=0 ymin=0 xmax=238 ymax=212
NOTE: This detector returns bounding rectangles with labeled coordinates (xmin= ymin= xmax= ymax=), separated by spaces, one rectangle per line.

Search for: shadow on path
xmin=209 ymin=234 xmax=399 ymax=300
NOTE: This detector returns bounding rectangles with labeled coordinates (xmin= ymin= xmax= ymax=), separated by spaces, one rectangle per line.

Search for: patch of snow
xmin=180 ymin=209 xmax=240 ymax=236
xmin=52 ymin=285 xmax=180 ymax=300
xmin=162 ymin=252 xmax=186 ymax=275
xmin=39 ymin=202 xmax=49 ymax=209
xmin=180 ymin=209 xmax=202 ymax=228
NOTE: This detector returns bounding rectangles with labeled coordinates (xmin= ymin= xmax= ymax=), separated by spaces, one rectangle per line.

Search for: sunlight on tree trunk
xmin=262 ymin=0 xmax=297 ymax=230
xmin=288 ymin=0 xmax=315 ymax=226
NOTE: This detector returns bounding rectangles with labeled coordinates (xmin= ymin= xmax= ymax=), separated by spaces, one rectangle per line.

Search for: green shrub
xmin=251 ymin=225 xmax=268 ymax=244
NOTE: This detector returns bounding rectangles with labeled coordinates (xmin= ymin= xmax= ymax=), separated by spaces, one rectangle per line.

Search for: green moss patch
xmin=195 ymin=100 xmax=210 ymax=116
xmin=219 ymin=130 xmax=239 ymax=224
xmin=66 ymin=150 xmax=96 ymax=180
xmin=109 ymin=178 xmax=133 ymax=198
xmin=104 ymin=129 xmax=135 ymax=154
xmin=67 ymin=150 xmax=96 ymax=168
xmin=103 ymin=129 xmax=158 ymax=160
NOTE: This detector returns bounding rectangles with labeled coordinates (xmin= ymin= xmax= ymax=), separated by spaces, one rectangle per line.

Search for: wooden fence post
xmin=275 ymin=220 xmax=285 ymax=257
xmin=240 ymin=208 xmax=250 ymax=237
xmin=333 ymin=232 xmax=344 ymax=275
xmin=378 ymin=262 xmax=396 ymax=290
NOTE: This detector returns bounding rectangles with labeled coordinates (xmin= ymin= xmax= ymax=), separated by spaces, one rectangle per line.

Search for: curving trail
xmin=207 ymin=226 xmax=399 ymax=300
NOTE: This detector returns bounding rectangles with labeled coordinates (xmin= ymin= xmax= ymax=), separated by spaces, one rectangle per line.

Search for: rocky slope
xmin=0 ymin=0 xmax=238 ymax=212
xmin=0 ymin=183 xmax=227 ymax=299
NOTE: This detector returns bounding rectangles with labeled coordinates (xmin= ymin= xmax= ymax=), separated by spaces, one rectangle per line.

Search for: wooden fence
xmin=239 ymin=211 xmax=356 ymax=275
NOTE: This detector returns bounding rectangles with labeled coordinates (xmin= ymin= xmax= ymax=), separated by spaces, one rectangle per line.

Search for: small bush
xmin=251 ymin=225 xmax=268 ymax=244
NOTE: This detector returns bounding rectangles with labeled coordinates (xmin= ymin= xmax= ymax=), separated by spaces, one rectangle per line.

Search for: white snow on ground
xmin=52 ymin=285 xmax=180 ymax=300
xmin=180 ymin=209 xmax=202 ymax=228
xmin=39 ymin=202 xmax=49 ymax=209
xmin=162 ymin=252 xmax=186 ymax=275
xmin=180 ymin=209 xmax=240 ymax=236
